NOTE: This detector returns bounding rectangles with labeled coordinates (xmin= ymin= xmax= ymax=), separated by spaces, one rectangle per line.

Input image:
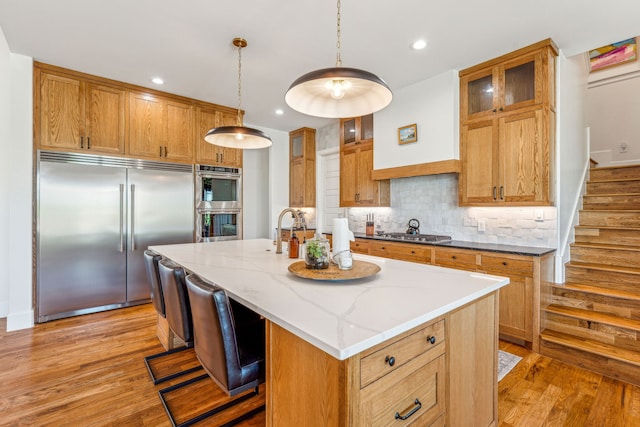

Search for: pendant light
xmin=205 ymin=38 xmax=272 ymax=149
xmin=285 ymin=0 xmax=392 ymax=118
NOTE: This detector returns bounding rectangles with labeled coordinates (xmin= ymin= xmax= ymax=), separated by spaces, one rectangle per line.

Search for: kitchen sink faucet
xmin=276 ymin=208 xmax=303 ymax=254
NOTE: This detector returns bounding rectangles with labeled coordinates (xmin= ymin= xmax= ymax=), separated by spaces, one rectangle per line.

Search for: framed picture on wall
xmin=398 ymin=124 xmax=417 ymax=145
xmin=588 ymin=37 xmax=638 ymax=72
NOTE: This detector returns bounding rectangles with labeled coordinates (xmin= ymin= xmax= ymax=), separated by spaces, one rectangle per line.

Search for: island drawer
xmin=369 ymin=241 xmax=432 ymax=264
xmin=359 ymin=354 xmax=445 ymax=426
xmin=360 ymin=319 xmax=444 ymax=388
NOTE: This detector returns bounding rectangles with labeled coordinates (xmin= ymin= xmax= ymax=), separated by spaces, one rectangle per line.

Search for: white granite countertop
xmin=150 ymin=239 xmax=509 ymax=360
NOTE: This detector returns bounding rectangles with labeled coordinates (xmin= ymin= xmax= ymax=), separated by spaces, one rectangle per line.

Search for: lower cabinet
xmin=347 ymin=237 xmax=553 ymax=351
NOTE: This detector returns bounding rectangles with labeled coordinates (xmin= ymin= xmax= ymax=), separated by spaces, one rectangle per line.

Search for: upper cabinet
xmin=34 ymin=62 xmax=242 ymax=166
xmin=37 ymin=68 xmax=126 ymax=155
xmin=459 ymin=39 xmax=558 ymax=206
xmin=340 ymin=114 xmax=390 ymax=207
xmin=195 ymin=107 xmax=243 ymax=168
xmin=289 ymin=127 xmax=316 ymax=207
xmin=128 ymin=92 xmax=194 ymax=163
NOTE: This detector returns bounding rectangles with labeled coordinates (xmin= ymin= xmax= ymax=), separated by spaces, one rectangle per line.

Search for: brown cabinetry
xmin=128 ymin=92 xmax=194 ymax=163
xmin=459 ymin=39 xmax=557 ymax=206
xmin=433 ymin=246 xmax=553 ymax=350
xmin=36 ymin=68 xmax=126 ymax=154
xmin=369 ymin=240 xmax=432 ymax=264
xmin=195 ymin=107 xmax=243 ymax=167
xmin=289 ymin=127 xmax=316 ymax=207
xmin=340 ymin=114 xmax=390 ymax=207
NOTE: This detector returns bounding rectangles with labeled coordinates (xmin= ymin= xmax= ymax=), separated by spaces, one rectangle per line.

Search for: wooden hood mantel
xmin=371 ymin=159 xmax=461 ymax=180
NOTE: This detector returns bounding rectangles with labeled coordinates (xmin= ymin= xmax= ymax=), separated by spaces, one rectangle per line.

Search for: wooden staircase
xmin=540 ymin=164 xmax=640 ymax=385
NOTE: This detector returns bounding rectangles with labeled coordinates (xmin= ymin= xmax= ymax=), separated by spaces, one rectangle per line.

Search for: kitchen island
xmin=150 ymin=239 xmax=509 ymax=426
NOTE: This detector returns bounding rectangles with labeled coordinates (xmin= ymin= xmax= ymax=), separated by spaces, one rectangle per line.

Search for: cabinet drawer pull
xmin=493 ymin=186 xmax=497 ymax=200
xmin=381 ymin=246 xmax=386 ymax=250
xmin=452 ymin=255 xmax=457 ymax=260
xmin=385 ymin=355 xmax=395 ymax=366
xmin=80 ymin=136 xmax=84 ymax=149
xmin=87 ymin=137 xmax=91 ymax=149
xmin=159 ymin=146 xmax=163 ymax=156
xmin=502 ymin=261 xmax=508 ymax=266
xmin=500 ymin=186 xmax=504 ymax=200
xmin=395 ymin=398 xmax=422 ymax=421
xmin=411 ymin=250 xmax=415 ymax=254
xmin=427 ymin=335 xmax=436 ymax=345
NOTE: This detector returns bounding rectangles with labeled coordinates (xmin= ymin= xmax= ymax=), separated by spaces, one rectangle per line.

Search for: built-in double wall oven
xmin=195 ymin=165 xmax=242 ymax=242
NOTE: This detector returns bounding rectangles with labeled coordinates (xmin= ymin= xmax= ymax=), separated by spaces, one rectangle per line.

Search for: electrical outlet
xmin=535 ymin=209 xmax=544 ymax=221
xmin=620 ymin=142 xmax=629 ymax=153
xmin=478 ymin=219 xmax=486 ymax=232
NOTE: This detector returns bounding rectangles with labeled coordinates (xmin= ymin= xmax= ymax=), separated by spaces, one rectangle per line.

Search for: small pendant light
xmin=285 ymin=0 xmax=392 ymax=118
xmin=205 ymin=37 xmax=272 ymax=149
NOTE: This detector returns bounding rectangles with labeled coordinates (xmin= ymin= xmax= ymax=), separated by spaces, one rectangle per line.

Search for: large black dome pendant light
xmin=205 ymin=38 xmax=272 ymax=149
xmin=285 ymin=0 xmax=392 ymax=118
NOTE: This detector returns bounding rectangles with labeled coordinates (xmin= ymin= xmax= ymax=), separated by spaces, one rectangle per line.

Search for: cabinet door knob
xmin=492 ymin=108 xmax=497 ymax=113
xmin=385 ymin=355 xmax=395 ymax=366
xmin=411 ymin=250 xmax=415 ymax=254
xmin=502 ymin=261 xmax=508 ymax=266
xmin=452 ymin=255 xmax=457 ymax=260
xmin=427 ymin=335 xmax=436 ymax=345
xmin=499 ymin=107 xmax=504 ymax=112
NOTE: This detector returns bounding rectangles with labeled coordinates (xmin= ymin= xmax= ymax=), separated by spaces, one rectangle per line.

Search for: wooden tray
xmin=288 ymin=260 xmax=381 ymax=281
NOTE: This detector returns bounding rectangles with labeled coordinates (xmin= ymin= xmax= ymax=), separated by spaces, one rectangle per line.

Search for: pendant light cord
xmin=335 ymin=0 xmax=342 ymax=67
xmin=236 ymin=42 xmax=243 ymax=126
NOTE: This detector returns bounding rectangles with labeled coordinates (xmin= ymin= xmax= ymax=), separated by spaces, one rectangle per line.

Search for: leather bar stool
xmin=158 ymin=273 xmax=265 ymax=427
xmin=144 ymin=256 xmax=202 ymax=385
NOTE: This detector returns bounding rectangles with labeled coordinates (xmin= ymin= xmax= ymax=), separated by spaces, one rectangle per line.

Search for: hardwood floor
xmin=1 ymin=304 xmax=639 ymax=426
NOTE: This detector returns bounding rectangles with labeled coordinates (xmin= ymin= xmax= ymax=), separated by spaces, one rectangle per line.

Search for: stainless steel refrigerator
xmin=36 ymin=151 xmax=194 ymax=322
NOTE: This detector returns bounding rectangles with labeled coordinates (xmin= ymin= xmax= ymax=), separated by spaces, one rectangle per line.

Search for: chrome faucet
xmin=276 ymin=208 xmax=302 ymax=254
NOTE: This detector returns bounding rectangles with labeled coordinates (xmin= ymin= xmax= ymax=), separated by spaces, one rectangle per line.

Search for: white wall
xmin=555 ymin=51 xmax=590 ymax=282
xmin=373 ymin=70 xmax=459 ymax=170
xmin=0 ymin=26 xmax=11 ymax=318
xmin=7 ymin=52 xmax=34 ymax=330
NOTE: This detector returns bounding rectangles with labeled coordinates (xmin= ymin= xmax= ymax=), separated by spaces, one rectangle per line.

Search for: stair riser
xmin=570 ymin=246 xmax=640 ymax=269
xmin=575 ymin=227 xmax=640 ymax=246
xmin=583 ymin=195 xmax=640 ymax=210
xmin=544 ymin=313 xmax=640 ymax=350
xmin=551 ymin=287 xmax=640 ymax=320
xmin=539 ymin=339 xmax=640 ymax=386
xmin=579 ymin=211 xmax=640 ymax=227
xmin=587 ymin=181 xmax=640 ymax=194
xmin=590 ymin=166 xmax=640 ymax=181
xmin=564 ymin=266 xmax=640 ymax=293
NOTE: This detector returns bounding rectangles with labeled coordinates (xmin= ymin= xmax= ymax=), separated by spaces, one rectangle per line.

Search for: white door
xmin=317 ymin=149 xmax=344 ymax=234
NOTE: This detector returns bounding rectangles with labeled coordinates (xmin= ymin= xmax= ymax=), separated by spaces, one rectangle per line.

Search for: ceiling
xmin=1 ymin=0 xmax=639 ymax=133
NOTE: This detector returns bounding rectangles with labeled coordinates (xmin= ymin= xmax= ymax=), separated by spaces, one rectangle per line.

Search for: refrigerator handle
xmin=119 ymin=184 xmax=125 ymax=252
xmin=130 ymin=184 xmax=136 ymax=251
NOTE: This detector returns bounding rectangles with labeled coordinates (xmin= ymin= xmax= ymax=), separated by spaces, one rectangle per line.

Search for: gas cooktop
xmin=376 ymin=233 xmax=452 ymax=243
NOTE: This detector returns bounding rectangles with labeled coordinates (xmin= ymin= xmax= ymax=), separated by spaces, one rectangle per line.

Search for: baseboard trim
xmin=7 ymin=309 xmax=34 ymax=331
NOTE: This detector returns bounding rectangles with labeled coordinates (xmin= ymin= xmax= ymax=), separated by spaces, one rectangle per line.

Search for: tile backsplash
xmin=348 ymin=174 xmax=557 ymax=248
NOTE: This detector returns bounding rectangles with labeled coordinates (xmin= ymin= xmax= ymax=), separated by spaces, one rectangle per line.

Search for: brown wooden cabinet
xmin=433 ymin=246 xmax=553 ymax=350
xmin=289 ymin=127 xmax=316 ymax=207
xmin=34 ymin=62 xmax=243 ymax=166
xmin=128 ymin=92 xmax=194 ymax=163
xmin=36 ymin=68 xmax=126 ymax=154
xmin=195 ymin=107 xmax=243 ymax=167
xmin=459 ymin=39 xmax=557 ymax=206
xmin=339 ymin=115 xmax=390 ymax=207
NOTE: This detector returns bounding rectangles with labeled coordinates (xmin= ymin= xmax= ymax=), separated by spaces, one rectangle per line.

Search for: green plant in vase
xmin=305 ymin=239 xmax=330 ymax=269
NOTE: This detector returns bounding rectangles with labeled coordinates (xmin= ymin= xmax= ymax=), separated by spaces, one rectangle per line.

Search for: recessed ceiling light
xmin=411 ymin=39 xmax=427 ymax=50
xmin=275 ymin=109 xmax=284 ymax=115
xmin=152 ymin=77 xmax=164 ymax=85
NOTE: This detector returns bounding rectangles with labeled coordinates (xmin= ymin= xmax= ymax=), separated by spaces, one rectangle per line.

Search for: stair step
xmin=583 ymin=193 xmax=640 ymax=210
xmin=540 ymin=329 xmax=640 ymax=368
xmin=587 ymin=179 xmax=640 ymax=195
xmin=575 ymin=225 xmax=640 ymax=246
xmin=545 ymin=304 xmax=640 ymax=332
xmin=579 ymin=210 xmax=640 ymax=227
xmin=565 ymin=261 xmax=640 ymax=292
xmin=570 ymin=242 xmax=640 ymax=268
xmin=589 ymin=164 xmax=640 ymax=181
xmin=558 ymin=282 xmax=640 ymax=302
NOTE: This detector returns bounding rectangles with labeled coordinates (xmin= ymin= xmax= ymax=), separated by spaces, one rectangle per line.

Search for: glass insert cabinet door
xmin=463 ymin=53 xmax=538 ymax=120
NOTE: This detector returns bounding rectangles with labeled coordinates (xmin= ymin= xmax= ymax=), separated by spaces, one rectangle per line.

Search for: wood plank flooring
xmin=1 ymin=304 xmax=639 ymax=426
